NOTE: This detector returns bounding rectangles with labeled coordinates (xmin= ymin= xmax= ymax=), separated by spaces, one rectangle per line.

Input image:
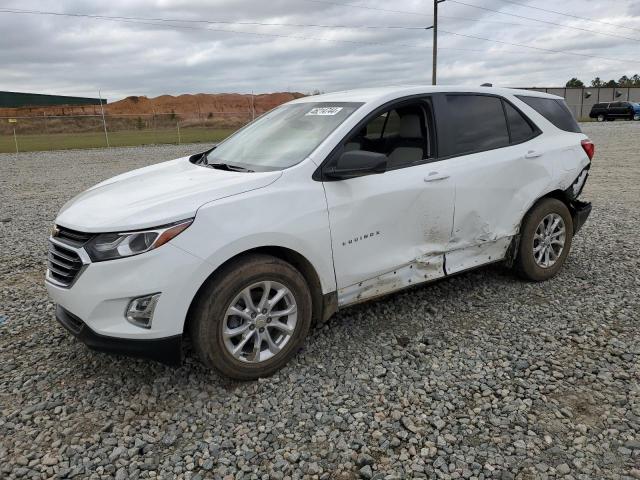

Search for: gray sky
xmin=1 ymin=0 xmax=639 ymax=100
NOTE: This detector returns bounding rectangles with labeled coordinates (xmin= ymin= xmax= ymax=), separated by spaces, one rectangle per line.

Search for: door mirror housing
xmin=325 ymin=150 xmax=387 ymax=180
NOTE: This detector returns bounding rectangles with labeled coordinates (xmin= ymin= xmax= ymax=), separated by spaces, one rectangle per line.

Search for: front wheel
xmin=596 ymin=114 xmax=605 ymax=122
xmin=515 ymin=198 xmax=573 ymax=282
xmin=190 ymin=254 xmax=312 ymax=380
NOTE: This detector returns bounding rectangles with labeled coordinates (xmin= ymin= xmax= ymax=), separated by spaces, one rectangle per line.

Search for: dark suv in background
xmin=589 ymin=101 xmax=640 ymax=122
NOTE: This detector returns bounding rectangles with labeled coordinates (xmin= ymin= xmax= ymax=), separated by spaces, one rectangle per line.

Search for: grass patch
xmin=0 ymin=127 xmax=235 ymax=153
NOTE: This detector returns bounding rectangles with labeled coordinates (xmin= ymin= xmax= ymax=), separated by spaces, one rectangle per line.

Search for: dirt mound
xmin=108 ymin=92 xmax=303 ymax=116
xmin=0 ymin=92 xmax=305 ymax=118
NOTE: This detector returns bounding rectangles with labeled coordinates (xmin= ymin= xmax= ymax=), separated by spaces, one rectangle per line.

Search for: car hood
xmin=56 ymin=157 xmax=282 ymax=232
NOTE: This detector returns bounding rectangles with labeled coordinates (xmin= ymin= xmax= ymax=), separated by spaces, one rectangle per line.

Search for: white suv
xmin=46 ymin=86 xmax=593 ymax=379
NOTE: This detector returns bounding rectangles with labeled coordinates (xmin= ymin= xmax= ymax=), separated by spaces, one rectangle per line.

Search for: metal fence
xmin=0 ymin=111 xmax=254 ymax=154
xmin=6 ymin=87 xmax=640 ymax=154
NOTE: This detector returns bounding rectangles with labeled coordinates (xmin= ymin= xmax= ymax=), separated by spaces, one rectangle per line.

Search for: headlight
xmin=85 ymin=219 xmax=193 ymax=262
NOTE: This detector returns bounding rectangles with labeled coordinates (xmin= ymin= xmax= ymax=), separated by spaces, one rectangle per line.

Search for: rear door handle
xmin=424 ymin=172 xmax=450 ymax=182
xmin=524 ymin=150 xmax=542 ymax=159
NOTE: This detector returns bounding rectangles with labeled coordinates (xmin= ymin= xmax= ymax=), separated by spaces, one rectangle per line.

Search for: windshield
xmin=206 ymin=101 xmax=362 ymax=171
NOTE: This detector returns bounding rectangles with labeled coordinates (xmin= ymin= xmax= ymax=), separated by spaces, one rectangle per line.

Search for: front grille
xmin=48 ymin=241 xmax=84 ymax=287
xmin=54 ymin=225 xmax=93 ymax=247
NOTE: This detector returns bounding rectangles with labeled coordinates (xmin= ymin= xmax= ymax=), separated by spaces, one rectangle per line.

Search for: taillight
xmin=581 ymin=139 xmax=595 ymax=160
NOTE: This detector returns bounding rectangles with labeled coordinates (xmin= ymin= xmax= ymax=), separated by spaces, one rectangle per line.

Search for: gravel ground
xmin=1 ymin=122 xmax=639 ymax=480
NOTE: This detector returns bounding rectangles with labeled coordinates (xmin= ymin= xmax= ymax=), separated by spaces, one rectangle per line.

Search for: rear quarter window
xmin=503 ymin=101 xmax=536 ymax=144
xmin=516 ymin=95 xmax=582 ymax=133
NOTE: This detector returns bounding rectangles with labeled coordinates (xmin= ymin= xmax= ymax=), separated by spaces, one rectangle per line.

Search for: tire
xmin=190 ymin=254 xmax=312 ymax=380
xmin=515 ymin=198 xmax=573 ymax=282
xmin=596 ymin=114 xmax=605 ymax=122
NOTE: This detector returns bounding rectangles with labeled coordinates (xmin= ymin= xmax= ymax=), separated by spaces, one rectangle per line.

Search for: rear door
xmin=432 ymin=93 xmax=550 ymax=274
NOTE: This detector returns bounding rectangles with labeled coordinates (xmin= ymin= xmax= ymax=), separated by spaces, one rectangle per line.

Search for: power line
xmin=304 ymin=0 xmax=537 ymax=26
xmin=306 ymin=0 xmax=640 ymax=43
xmin=4 ymin=5 xmax=639 ymax=44
xmin=0 ymin=4 xmax=557 ymax=31
xmin=439 ymin=28 xmax=640 ymax=64
xmin=0 ymin=7 xmax=637 ymax=65
xmin=492 ymin=0 xmax=640 ymax=34
xmin=0 ymin=7 xmax=466 ymax=53
xmin=448 ymin=0 xmax=640 ymax=42
xmin=446 ymin=0 xmax=640 ymax=42
xmin=0 ymin=7 xmax=429 ymax=31
xmin=0 ymin=10 xmax=425 ymax=48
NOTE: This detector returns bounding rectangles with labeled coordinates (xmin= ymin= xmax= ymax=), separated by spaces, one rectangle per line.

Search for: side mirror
xmin=324 ymin=150 xmax=387 ymax=180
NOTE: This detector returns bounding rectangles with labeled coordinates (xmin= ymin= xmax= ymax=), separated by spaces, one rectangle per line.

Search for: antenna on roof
xmin=480 ymin=83 xmax=493 ymax=87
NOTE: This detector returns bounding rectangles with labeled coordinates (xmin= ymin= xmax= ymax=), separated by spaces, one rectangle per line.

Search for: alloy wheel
xmin=532 ymin=213 xmax=566 ymax=268
xmin=222 ymin=280 xmax=298 ymax=363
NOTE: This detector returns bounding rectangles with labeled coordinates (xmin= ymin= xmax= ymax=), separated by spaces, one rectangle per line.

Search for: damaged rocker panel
xmin=337 ymin=253 xmax=445 ymax=306
xmin=443 ymin=236 xmax=513 ymax=276
xmin=336 ymin=236 xmax=512 ymax=307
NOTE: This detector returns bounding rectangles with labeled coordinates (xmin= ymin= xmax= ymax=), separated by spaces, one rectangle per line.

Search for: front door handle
xmin=524 ymin=150 xmax=542 ymax=159
xmin=424 ymin=171 xmax=450 ymax=182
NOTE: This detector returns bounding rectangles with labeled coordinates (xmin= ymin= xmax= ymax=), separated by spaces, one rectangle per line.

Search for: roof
xmin=291 ymin=85 xmax=562 ymax=104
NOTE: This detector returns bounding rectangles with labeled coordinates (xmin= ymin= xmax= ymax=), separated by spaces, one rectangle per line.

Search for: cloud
xmin=0 ymin=0 xmax=638 ymax=100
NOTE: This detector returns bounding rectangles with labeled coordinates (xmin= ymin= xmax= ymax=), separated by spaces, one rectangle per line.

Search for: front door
xmin=321 ymin=99 xmax=455 ymax=306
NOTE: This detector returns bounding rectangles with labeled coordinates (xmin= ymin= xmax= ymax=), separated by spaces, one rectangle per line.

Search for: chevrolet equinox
xmin=46 ymin=86 xmax=594 ymax=379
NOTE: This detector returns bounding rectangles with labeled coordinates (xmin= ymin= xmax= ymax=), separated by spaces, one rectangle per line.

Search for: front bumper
xmin=45 ymin=240 xmax=210 ymax=340
xmin=56 ymin=305 xmax=182 ymax=365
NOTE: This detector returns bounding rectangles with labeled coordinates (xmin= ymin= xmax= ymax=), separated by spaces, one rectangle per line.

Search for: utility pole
xmin=251 ymin=90 xmax=255 ymax=121
xmin=432 ymin=0 xmax=445 ymax=85
xmin=98 ymin=89 xmax=110 ymax=148
xmin=432 ymin=0 xmax=438 ymax=85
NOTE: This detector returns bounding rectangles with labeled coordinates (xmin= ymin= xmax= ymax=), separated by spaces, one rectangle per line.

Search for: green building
xmin=0 ymin=91 xmax=105 ymax=108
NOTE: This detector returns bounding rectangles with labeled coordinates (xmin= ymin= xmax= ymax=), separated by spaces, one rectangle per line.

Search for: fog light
xmin=126 ymin=293 xmax=160 ymax=329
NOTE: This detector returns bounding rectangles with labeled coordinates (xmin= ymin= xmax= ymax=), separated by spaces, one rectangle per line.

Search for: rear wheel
xmin=516 ymin=198 xmax=573 ymax=282
xmin=596 ymin=114 xmax=605 ymax=122
xmin=190 ymin=254 xmax=312 ymax=380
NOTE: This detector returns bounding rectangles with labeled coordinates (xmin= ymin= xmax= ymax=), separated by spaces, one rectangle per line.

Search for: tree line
xmin=565 ymin=75 xmax=640 ymax=88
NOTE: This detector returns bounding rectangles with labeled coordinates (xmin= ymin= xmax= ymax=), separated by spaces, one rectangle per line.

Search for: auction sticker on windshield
xmin=306 ymin=107 xmax=343 ymax=116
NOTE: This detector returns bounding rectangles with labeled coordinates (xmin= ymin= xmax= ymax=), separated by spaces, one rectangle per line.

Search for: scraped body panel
xmin=337 ymin=253 xmax=444 ymax=306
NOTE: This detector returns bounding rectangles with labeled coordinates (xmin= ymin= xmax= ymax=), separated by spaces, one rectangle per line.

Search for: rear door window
xmin=444 ymin=94 xmax=510 ymax=156
xmin=516 ymin=95 xmax=581 ymax=133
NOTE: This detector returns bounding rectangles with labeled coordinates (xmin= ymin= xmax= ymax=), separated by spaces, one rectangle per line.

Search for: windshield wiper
xmin=208 ymin=162 xmax=254 ymax=173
